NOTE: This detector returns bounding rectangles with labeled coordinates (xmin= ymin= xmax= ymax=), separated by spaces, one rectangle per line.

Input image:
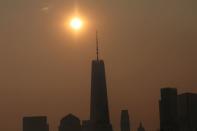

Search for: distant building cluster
xmin=159 ymin=87 xmax=197 ymax=131
xmin=22 ymin=59 xmax=145 ymax=131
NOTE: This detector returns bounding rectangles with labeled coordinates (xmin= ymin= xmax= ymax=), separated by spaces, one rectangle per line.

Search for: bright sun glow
xmin=70 ymin=17 xmax=83 ymax=30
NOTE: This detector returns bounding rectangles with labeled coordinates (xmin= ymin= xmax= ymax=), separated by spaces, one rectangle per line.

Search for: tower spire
xmin=96 ymin=30 xmax=99 ymax=61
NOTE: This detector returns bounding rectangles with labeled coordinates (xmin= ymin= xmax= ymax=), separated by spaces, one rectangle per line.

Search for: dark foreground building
xmin=82 ymin=36 xmax=113 ymax=131
xmin=23 ymin=116 xmax=49 ymax=131
xmin=88 ymin=59 xmax=113 ymax=131
xmin=121 ymin=110 xmax=131 ymax=131
xmin=59 ymin=114 xmax=81 ymax=131
xmin=159 ymin=87 xmax=197 ymax=131
xmin=178 ymin=93 xmax=197 ymax=131
xmin=159 ymin=88 xmax=178 ymax=131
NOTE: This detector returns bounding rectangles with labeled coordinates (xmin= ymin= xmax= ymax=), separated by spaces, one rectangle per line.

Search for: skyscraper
xmin=23 ymin=116 xmax=49 ymax=131
xmin=159 ymin=88 xmax=178 ymax=131
xmin=178 ymin=93 xmax=197 ymax=131
xmin=90 ymin=59 xmax=113 ymax=131
xmin=159 ymin=87 xmax=197 ymax=131
xmin=121 ymin=110 xmax=131 ymax=131
xmin=86 ymin=32 xmax=113 ymax=131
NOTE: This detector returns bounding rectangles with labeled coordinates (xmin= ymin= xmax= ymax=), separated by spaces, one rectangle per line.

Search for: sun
xmin=70 ymin=17 xmax=83 ymax=30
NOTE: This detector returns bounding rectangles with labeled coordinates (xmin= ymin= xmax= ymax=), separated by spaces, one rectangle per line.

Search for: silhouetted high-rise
xmin=90 ymin=59 xmax=113 ymax=131
xmin=59 ymin=114 xmax=81 ymax=131
xmin=178 ymin=93 xmax=197 ymax=131
xmin=23 ymin=116 xmax=49 ymax=131
xmin=159 ymin=87 xmax=197 ymax=131
xmin=159 ymin=88 xmax=178 ymax=131
xmin=137 ymin=122 xmax=145 ymax=131
xmin=121 ymin=110 xmax=131 ymax=131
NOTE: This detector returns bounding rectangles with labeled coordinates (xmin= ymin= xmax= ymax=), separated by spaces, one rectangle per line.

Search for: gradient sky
xmin=0 ymin=0 xmax=197 ymax=131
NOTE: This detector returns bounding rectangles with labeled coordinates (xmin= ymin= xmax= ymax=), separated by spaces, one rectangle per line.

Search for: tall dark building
xmin=159 ymin=88 xmax=178 ymax=131
xmin=121 ymin=110 xmax=131 ymax=131
xmin=23 ymin=116 xmax=49 ymax=131
xmin=59 ymin=114 xmax=81 ymax=131
xmin=178 ymin=93 xmax=197 ymax=131
xmin=82 ymin=34 xmax=113 ymax=131
xmin=90 ymin=59 xmax=113 ymax=131
xmin=137 ymin=122 xmax=145 ymax=131
xmin=159 ymin=87 xmax=197 ymax=131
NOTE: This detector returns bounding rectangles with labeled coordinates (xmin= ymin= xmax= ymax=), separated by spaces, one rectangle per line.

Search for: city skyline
xmin=0 ymin=0 xmax=197 ymax=131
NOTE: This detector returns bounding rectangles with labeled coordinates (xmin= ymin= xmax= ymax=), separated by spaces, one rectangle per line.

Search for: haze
xmin=0 ymin=0 xmax=197 ymax=131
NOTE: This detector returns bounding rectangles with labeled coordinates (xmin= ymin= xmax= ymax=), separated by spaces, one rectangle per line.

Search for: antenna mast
xmin=96 ymin=30 xmax=99 ymax=61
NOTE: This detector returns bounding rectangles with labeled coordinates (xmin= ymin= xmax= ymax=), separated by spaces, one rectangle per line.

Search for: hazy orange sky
xmin=0 ymin=0 xmax=197 ymax=131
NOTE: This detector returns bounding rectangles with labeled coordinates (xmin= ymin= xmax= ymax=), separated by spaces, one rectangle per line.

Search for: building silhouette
xmin=81 ymin=32 xmax=113 ymax=131
xmin=59 ymin=114 xmax=81 ymax=131
xmin=178 ymin=93 xmax=197 ymax=131
xmin=159 ymin=87 xmax=197 ymax=131
xmin=88 ymin=59 xmax=113 ymax=131
xmin=137 ymin=122 xmax=145 ymax=131
xmin=159 ymin=88 xmax=178 ymax=131
xmin=121 ymin=110 xmax=131 ymax=131
xmin=23 ymin=116 xmax=49 ymax=131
